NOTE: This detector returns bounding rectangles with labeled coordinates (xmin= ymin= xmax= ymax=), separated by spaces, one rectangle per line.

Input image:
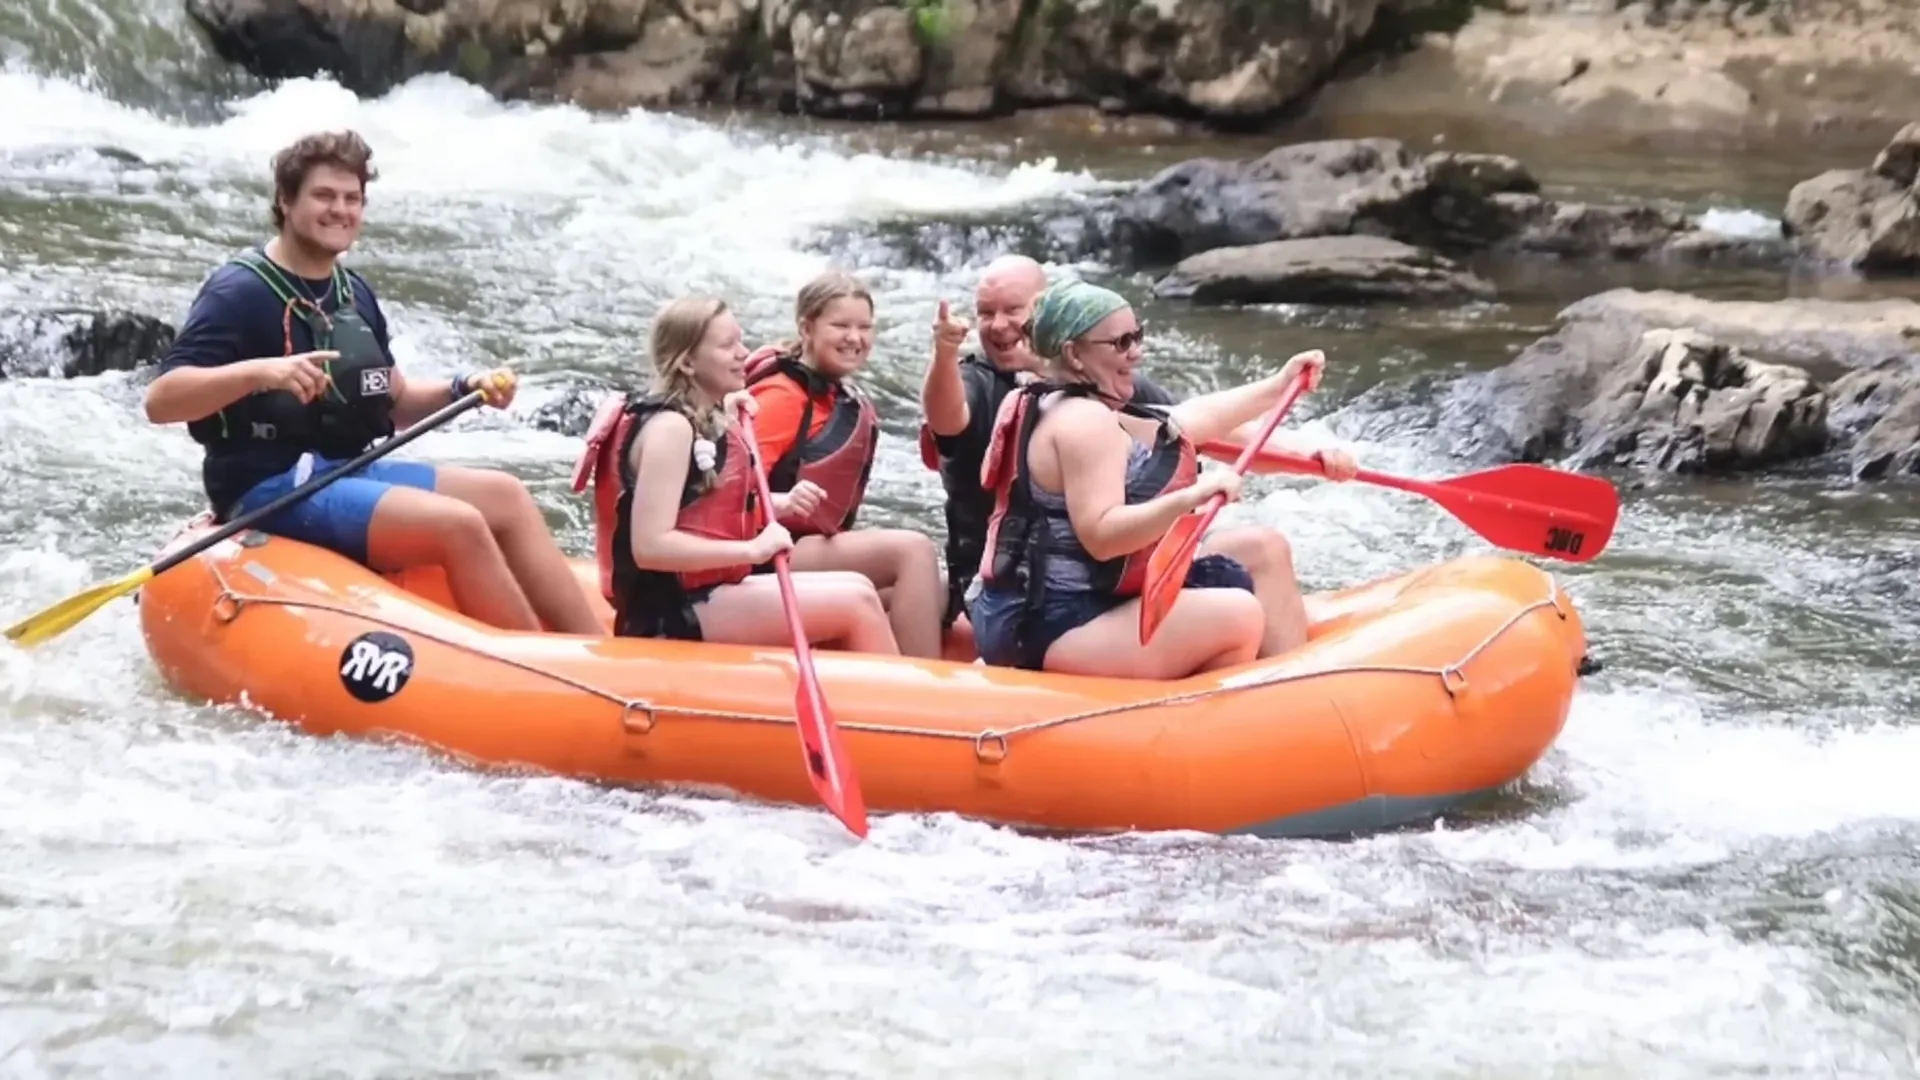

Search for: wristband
xmin=452 ymin=371 xmax=480 ymax=402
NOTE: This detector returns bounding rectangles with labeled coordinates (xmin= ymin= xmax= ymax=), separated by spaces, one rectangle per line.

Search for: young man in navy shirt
xmin=144 ymin=129 xmax=601 ymax=634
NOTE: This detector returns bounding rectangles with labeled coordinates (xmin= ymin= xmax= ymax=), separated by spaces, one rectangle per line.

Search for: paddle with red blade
xmin=737 ymin=410 xmax=869 ymax=839
xmin=1138 ymin=370 xmax=1314 ymax=647
xmin=1197 ymin=441 xmax=1621 ymax=563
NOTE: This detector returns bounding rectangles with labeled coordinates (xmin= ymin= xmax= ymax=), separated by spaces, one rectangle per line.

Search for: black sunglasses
xmin=1085 ymin=322 xmax=1147 ymax=352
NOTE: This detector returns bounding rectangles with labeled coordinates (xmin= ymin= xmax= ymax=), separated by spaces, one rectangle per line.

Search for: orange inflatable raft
xmin=136 ymin=516 xmax=1591 ymax=839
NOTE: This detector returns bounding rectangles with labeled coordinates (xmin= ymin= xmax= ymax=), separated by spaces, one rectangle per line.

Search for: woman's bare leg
xmin=1202 ymin=526 xmax=1309 ymax=657
xmin=788 ymin=529 xmax=945 ymax=659
xmin=1042 ymin=589 xmax=1264 ymax=679
xmin=693 ymin=573 xmax=901 ymax=655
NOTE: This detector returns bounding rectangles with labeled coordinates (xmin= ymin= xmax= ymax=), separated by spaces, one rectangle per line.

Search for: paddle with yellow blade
xmin=1137 ymin=369 xmax=1313 ymax=647
xmin=1197 ymin=442 xmax=1621 ymax=563
xmin=4 ymin=389 xmax=488 ymax=648
xmin=737 ymin=408 xmax=869 ymax=840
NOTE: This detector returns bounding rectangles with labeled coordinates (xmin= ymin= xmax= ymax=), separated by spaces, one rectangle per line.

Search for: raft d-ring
xmin=620 ymin=700 xmax=656 ymax=735
xmin=210 ymin=590 xmax=242 ymax=624
xmin=1551 ymin=588 xmax=1571 ymax=620
xmin=973 ymin=730 xmax=1009 ymax=765
xmin=1439 ymin=666 xmax=1469 ymax=698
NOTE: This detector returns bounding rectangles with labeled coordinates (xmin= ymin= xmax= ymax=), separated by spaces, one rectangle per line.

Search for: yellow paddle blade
xmin=2 ymin=566 xmax=155 ymax=647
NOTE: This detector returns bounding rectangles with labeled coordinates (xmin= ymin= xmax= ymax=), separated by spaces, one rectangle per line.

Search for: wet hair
xmin=781 ymin=270 xmax=874 ymax=361
xmin=270 ymin=130 xmax=377 ymax=229
xmin=647 ymin=296 xmax=734 ymax=490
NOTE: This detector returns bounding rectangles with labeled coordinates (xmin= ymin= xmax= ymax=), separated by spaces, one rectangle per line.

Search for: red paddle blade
xmin=793 ymin=666 xmax=868 ymax=838
xmin=1138 ymin=501 xmax=1216 ymax=646
xmin=1408 ymin=464 xmax=1621 ymax=562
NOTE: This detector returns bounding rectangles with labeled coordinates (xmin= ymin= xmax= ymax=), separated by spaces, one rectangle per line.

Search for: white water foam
xmin=1697 ymin=206 xmax=1784 ymax=240
xmin=0 ymin=69 xmax=1099 ymax=318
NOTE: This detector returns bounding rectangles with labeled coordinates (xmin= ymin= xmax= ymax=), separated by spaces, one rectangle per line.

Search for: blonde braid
xmin=648 ymin=296 xmax=734 ymax=495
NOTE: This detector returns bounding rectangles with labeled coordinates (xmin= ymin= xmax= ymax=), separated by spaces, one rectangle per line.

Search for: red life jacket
xmin=570 ymin=392 xmax=764 ymax=616
xmin=977 ymin=382 xmax=1197 ymax=601
xmin=742 ymin=345 xmax=878 ymax=537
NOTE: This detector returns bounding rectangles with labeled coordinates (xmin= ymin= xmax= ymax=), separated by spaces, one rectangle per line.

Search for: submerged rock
xmin=0 ymin=309 xmax=176 ymax=380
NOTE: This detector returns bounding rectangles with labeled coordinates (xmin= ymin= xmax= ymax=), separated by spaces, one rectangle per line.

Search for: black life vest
xmin=201 ymin=249 xmax=396 ymax=459
xmin=917 ymin=354 xmax=1021 ymax=626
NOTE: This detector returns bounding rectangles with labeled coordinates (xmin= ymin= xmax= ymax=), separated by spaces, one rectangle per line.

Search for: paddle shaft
xmin=151 ymin=390 xmax=489 ymax=578
xmin=1180 ymin=376 xmax=1314 ymax=543
xmin=737 ymin=410 xmax=866 ymax=838
xmin=1138 ymin=372 xmax=1313 ymax=646
xmin=3 ymin=389 xmax=488 ymax=647
xmin=1197 ymin=441 xmax=1611 ymax=529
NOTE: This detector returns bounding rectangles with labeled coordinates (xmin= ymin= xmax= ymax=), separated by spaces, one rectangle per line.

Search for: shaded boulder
xmin=0 ymin=310 xmax=175 ymax=380
xmin=1098 ymin=136 xmax=1782 ymax=270
xmin=1150 ymin=235 xmax=1494 ymax=306
xmin=1782 ymin=121 xmax=1920 ymax=271
xmin=1564 ymin=329 xmax=1827 ymax=474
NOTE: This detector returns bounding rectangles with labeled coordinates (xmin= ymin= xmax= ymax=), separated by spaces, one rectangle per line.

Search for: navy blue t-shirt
xmin=158 ymin=255 xmax=396 ymax=510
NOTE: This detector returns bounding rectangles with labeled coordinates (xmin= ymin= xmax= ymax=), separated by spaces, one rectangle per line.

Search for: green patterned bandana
xmin=1027 ymin=280 xmax=1130 ymax=361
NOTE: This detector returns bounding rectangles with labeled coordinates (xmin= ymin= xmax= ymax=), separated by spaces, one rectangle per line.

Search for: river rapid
xmin=3 ymin=1 xmax=1919 ymax=1076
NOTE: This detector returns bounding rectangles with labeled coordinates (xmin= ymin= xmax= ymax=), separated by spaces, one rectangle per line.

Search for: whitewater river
xmin=3 ymin=0 xmax=1919 ymax=1075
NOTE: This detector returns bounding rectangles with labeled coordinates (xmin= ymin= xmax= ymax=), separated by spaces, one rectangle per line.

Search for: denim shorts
xmin=969 ymin=552 xmax=1255 ymax=671
xmin=227 ymin=453 xmax=438 ymax=566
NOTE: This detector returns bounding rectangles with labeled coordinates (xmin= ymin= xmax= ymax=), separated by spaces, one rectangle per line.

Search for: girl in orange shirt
xmin=742 ymin=272 xmax=947 ymax=659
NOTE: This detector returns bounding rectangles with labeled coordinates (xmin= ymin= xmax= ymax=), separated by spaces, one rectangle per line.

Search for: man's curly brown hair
xmin=270 ymin=130 xmax=378 ymax=229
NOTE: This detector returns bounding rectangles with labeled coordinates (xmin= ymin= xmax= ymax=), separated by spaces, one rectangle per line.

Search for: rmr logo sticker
xmin=338 ymin=630 xmax=415 ymax=703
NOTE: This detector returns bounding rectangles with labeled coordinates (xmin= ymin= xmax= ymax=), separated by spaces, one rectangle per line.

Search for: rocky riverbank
xmin=180 ymin=0 xmax=1920 ymax=138
xmin=1308 ymin=0 xmax=1920 ymax=144
xmin=181 ymin=0 xmax=1451 ymax=123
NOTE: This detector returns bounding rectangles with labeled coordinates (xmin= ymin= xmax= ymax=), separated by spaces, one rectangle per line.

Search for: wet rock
xmin=1829 ymin=361 xmax=1920 ymax=480
xmin=1437 ymin=287 xmax=1920 ymax=478
xmin=1096 ymin=137 xmax=1779 ymax=270
xmin=1150 ymin=235 xmax=1495 ymax=306
xmin=1782 ymin=122 xmax=1920 ymax=272
xmin=528 ymin=384 xmax=608 ymax=439
xmin=183 ymin=0 xmax=1443 ymax=123
xmin=1564 ymin=329 xmax=1828 ymax=474
xmin=0 ymin=310 xmax=175 ymax=380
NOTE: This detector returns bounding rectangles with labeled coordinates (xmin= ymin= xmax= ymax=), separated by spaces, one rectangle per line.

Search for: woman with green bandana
xmin=967 ymin=280 xmax=1355 ymax=678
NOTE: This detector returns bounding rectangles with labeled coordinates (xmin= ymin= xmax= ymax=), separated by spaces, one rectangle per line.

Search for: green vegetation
xmin=904 ymin=0 xmax=956 ymax=47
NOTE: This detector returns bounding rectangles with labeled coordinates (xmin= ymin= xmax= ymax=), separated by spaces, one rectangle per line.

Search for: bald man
xmin=918 ymin=255 xmax=1177 ymax=629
